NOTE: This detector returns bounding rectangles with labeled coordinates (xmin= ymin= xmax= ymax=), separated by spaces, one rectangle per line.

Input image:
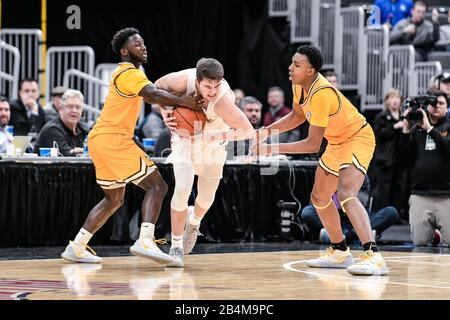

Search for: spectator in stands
xmin=389 ymin=1 xmax=440 ymax=61
xmin=241 ymin=96 xmax=262 ymax=129
xmin=323 ymin=70 xmax=338 ymax=87
xmin=233 ymin=88 xmax=245 ymax=107
xmin=34 ymin=89 xmax=88 ymax=156
xmin=373 ymin=0 xmax=413 ymax=28
xmin=9 ymin=78 xmax=46 ymax=135
xmin=0 ymin=96 xmax=13 ymax=154
xmin=399 ymin=89 xmax=450 ymax=246
xmin=437 ymin=9 xmax=450 ymax=51
xmin=264 ymin=86 xmax=300 ymax=143
xmin=227 ymin=96 xmax=262 ymax=159
xmin=301 ymin=175 xmax=398 ymax=244
xmin=369 ymin=89 xmax=408 ymax=220
xmin=43 ymin=86 xmax=67 ymax=122
xmin=141 ymin=104 xmax=165 ymax=139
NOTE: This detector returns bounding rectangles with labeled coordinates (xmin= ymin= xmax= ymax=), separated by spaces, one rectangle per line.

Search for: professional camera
xmin=402 ymin=94 xmax=437 ymax=122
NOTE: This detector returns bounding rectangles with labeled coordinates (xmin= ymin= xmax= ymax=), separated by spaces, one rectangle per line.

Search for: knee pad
xmin=339 ymin=196 xmax=358 ymax=213
xmin=171 ymin=186 xmax=191 ymax=212
xmin=196 ymin=177 xmax=220 ymax=210
xmin=311 ymin=199 xmax=332 ymax=210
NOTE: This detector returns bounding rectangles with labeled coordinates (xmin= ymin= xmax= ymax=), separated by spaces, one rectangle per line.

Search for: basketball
xmin=173 ymin=106 xmax=207 ymax=135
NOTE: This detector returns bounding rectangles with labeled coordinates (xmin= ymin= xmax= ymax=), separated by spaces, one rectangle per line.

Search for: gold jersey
xmin=89 ymin=62 xmax=151 ymax=138
xmin=292 ymin=73 xmax=366 ymax=145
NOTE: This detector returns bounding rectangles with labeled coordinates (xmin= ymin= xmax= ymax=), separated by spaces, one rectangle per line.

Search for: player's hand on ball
xmin=179 ymin=93 xmax=205 ymax=111
xmin=194 ymin=93 xmax=206 ymax=109
xmin=161 ymin=108 xmax=178 ymax=131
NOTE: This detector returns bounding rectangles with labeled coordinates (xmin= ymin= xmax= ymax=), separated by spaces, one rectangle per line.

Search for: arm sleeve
xmin=309 ymin=88 xmax=339 ymax=127
xmin=390 ymin=20 xmax=408 ymax=44
xmin=116 ymin=69 xmax=152 ymax=96
xmin=412 ymin=22 xmax=438 ymax=47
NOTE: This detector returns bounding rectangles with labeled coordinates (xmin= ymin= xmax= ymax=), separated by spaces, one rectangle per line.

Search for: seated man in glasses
xmin=34 ymin=89 xmax=88 ymax=156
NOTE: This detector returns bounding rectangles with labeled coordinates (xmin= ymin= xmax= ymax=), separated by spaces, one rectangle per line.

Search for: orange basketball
xmin=173 ymin=106 xmax=207 ymax=135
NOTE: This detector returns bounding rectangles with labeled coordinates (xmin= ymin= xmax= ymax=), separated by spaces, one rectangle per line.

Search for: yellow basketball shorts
xmin=319 ymin=124 xmax=375 ymax=176
xmin=89 ymin=134 xmax=156 ymax=189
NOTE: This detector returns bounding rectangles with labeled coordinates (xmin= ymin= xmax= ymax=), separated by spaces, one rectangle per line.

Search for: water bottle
xmin=83 ymin=137 xmax=89 ymax=156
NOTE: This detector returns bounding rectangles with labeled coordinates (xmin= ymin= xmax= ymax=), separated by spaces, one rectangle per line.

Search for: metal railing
xmin=336 ymin=6 xmax=365 ymax=90
xmin=45 ymin=46 xmax=95 ymax=104
xmin=318 ymin=0 xmax=340 ymax=69
xmin=385 ymin=45 xmax=415 ymax=100
xmin=94 ymin=63 xmax=117 ymax=104
xmin=0 ymin=41 xmax=20 ymax=99
xmin=413 ymin=61 xmax=442 ymax=95
xmin=289 ymin=0 xmax=339 ymax=68
xmin=290 ymin=0 xmax=319 ymax=43
xmin=63 ymin=69 xmax=107 ymax=123
xmin=361 ymin=25 xmax=390 ymax=110
xmin=0 ymin=29 xmax=43 ymax=86
xmin=268 ymin=0 xmax=289 ymax=17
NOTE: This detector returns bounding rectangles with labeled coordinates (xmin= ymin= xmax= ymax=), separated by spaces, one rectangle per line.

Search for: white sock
xmin=189 ymin=214 xmax=202 ymax=227
xmin=140 ymin=222 xmax=155 ymax=240
xmin=171 ymin=233 xmax=183 ymax=249
xmin=73 ymin=228 xmax=93 ymax=247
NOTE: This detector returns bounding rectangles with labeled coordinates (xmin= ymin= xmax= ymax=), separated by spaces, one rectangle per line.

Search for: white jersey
xmin=166 ymin=69 xmax=231 ymax=177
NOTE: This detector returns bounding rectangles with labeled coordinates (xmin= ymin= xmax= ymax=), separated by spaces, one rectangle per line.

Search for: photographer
xmin=399 ymin=90 xmax=450 ymax=246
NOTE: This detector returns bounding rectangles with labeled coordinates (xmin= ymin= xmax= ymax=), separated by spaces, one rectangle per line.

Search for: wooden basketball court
xmin=1 ymin=249 xmax=450 ymax=300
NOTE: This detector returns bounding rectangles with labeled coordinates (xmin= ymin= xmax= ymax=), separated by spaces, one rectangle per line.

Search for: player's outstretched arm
xmin=151 ymin=70 xmax=205 ymax=110
xmin=139 ymin=84 xmax=203 ymax=110
xmin=259 ymin=102 xmax=306 ymax=140
xmin=139 ymin=84 xmax=201 ymax=109
xmin=252 ymin=124 xmax=325 ymax=156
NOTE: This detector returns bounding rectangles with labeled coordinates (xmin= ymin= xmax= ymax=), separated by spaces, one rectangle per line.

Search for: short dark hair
xmin=196 ymin=58 xmax=224 ymax=81
xmin=296 ymin=45 xmax=323 ymax=72
xmin=111 ymin=27 xmax=139 ymax=56
xmin=19 ymin=78 xmax=38 ymax=90
xmin=0 ymin=96 xmax=9 ymax=103
xmin=414 ymin=1 xmax=427 ymax=9
xmin=427 ymin=89 xmax=449 ymax=106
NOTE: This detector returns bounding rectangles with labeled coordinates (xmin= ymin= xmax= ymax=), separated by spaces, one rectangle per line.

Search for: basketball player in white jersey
xmin=155 ymin=58 xmax=254 ymax=267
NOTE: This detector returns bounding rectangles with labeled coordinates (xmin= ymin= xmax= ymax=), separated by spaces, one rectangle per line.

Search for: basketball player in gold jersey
xmin=61 ymin=28 xmax=203 ymax=264
xmin=253 ymin=45 xmax=388 ymax=276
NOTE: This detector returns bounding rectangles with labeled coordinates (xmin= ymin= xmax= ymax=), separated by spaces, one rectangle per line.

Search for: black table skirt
xmin=0 ymin=161 xmax=316 ymax=246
